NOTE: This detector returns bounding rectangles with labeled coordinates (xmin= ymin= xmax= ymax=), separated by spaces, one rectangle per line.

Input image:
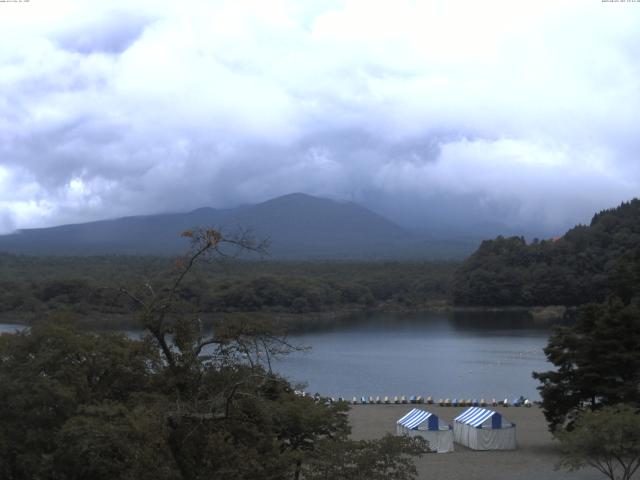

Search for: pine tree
xmin=533 ymin=298 xmax=640 ymax=432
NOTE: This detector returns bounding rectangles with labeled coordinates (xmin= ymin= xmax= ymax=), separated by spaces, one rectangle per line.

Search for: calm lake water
xmin=0 ymin=310 xmax=553 ymax=400
xmin=272 ymin=311 xmax=552 ymax=400
xmin=0 ymin=323 xmax=25 ymax=335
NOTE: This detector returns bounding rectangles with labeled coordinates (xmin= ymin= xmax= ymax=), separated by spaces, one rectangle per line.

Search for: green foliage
xmin=533 ymin=299 xmax=640 ymax=432
xmin=556 ymin=404 xmax=640 ymax=480
xmin=53 ymin=403 xmax=174 ymax=480
xmin=0 ymin=321 xmax=356 ymax=479
xmin=0 ymin=230 xmax=428 ymax=479
xmin=0 ymin=255 xmax=456 ymax=329
xmin=453 ymin=199 xmax=640 ymax=306
xmin=0 ymin=323 xmax=161 ymax=479
xmin=303 ymin=435 xmax=429 ymax=480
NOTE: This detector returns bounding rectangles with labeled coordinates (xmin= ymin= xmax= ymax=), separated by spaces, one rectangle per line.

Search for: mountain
xmin=452 ymin=198 xmax=640 ymax=306
xmin=0 ymin=193 xmax=476 ymax=259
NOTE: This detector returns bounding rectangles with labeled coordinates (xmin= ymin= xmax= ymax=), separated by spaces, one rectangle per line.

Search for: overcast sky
xmin=1 ymin=0 xmax=639 ymax=235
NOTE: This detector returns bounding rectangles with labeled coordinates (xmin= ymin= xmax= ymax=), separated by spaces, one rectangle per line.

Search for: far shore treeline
xmin=1 ymin=199 xmax=639 ymax=329
xmin=0 ymin=256 xmax=455 ymax=330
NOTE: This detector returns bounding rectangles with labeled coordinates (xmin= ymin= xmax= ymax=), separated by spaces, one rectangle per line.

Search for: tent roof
xmin=397 ymin=408 xmax=434 ymax=429
xmin=454 ymin=407 xmax=498 ymax=427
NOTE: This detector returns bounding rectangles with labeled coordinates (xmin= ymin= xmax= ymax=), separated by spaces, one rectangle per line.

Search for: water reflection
xmin=273 ymin=311 xmax=552 ymax=399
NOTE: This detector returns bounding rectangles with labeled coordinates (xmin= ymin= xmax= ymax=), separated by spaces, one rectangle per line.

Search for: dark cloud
xmin=1 ymin=1 xmax=639 ymax=235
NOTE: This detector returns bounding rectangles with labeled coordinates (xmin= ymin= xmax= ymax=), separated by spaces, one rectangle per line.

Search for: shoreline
xmin=0 ymin=303 xmax=567 ymax=332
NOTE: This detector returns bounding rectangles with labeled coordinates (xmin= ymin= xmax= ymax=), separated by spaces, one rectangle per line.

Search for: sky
xmin=1 ymin=0 xmax=639 ymax=235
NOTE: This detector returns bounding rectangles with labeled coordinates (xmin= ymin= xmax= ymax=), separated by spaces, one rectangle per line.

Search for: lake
xmin=0 ymin=323 xmax=25 ymax=335
xmin=272 ymin=311 xmax=552 ymax=400
xmin=0 ymin=310 xmax=554 ymax=400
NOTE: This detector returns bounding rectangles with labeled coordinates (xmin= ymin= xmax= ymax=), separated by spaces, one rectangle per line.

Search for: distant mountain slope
xmin=452 ymin=198 xmax=640 ymax=306
xmin=222 ymin=193 xmax=410 ymax=257
xmin=0 ymin=193 xmax=477 ymax=259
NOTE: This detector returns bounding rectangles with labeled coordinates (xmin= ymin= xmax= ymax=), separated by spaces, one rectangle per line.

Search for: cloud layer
xmin=1 ymin=0 xmax=639 ymax=234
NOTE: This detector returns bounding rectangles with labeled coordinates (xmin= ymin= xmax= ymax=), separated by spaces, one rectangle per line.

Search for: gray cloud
xmin=1 ymin=0 xmax=639 ymax=235
xmin=52 ymin=11 xmax=152 ymax=55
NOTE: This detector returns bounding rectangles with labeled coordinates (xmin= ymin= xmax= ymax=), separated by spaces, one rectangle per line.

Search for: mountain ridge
xmin=0 ymin=193 xmax=477 ymax=259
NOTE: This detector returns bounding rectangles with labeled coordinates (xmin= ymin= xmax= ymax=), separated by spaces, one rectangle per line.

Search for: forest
xmin=452 ymin=199 xmax=640 ymax=307
xmin=2 ymin=200 xmax=640 ymax=331
xmin=0 ymin=254 xmax=456 ymax=330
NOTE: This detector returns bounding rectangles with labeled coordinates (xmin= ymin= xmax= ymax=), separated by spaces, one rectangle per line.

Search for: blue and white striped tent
xmin=453 ymin=407 xmax=516 ymax=450
xmin=397 ymin=408 xmax=439 ymax=431
xmin=454 ymin=407 xmax=503 ymax=428
xmin=396 ymin=409 xmax=454 ymax=453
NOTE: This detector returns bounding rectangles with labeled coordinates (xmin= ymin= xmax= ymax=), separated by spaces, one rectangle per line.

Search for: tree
xmin=0 ymin=322 xmax=163 ymax=479
xmin=0 ymin=227 xmax=428 ymax=479
xmin=452 ymin=198 xmax=640 ymax=307
xmin=556 ymin=404 xmax=640 ymax=480
xmin=533 ymin=298 xmax=640 ymax=432
xmin=303 ymin=434 xmax=429 ymax=480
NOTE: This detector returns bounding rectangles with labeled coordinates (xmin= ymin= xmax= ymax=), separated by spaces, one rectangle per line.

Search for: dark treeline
xmin=452 ymin=199 xmax=640 ymax=306
xmin=4 ymin=199 xmax=640 ymax=324
xmin=0 ymin=254 xmax=456 ymax=328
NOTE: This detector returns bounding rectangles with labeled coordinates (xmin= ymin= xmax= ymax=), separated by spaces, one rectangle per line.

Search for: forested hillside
xmin=452 ymin=199 xmax=640 ymax=306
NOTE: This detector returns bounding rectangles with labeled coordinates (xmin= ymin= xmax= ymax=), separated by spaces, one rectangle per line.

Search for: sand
xmin=348 ymin=404 xmax=606 ymax=480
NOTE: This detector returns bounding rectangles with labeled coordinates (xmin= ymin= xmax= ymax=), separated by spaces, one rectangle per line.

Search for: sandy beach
xmin=349 ymin=405 xmax=605 ymax=480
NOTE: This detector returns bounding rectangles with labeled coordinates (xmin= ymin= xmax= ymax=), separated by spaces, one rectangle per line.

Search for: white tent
xmin=396 ymin=408 xmax=454 ymax=453
xmin=453 ymin=407 xmax=516 ymax=450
